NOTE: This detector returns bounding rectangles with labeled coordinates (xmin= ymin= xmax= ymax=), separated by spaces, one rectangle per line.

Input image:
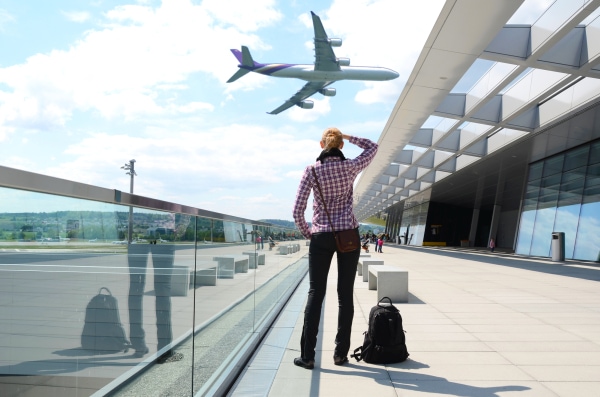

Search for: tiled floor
xmin=230 ymin=245 xmax=600 ymax=397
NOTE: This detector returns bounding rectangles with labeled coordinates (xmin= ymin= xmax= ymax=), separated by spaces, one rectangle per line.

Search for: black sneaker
xmin=293 ymin=357 xmax=315 ymax=369
xmin=333 ymin=356 xmax=348 ymax=366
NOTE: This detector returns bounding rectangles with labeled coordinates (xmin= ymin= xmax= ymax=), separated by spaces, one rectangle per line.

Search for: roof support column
xmin=489 ymin=166 xmax=506 ymax=247
xmin=468 ymin=176 xmax=485 ymax=246
xmin=489 ymin=205 xmax=502 ymax=249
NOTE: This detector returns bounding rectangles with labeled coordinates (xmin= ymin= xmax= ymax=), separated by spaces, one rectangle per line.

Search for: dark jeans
xmin=300 ymin=229 xmax=360 ymax=360
xmin=128 ymin=243 xmax=174 ymax=351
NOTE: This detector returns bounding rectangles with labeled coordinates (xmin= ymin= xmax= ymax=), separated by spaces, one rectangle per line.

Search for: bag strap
xmin=99 ymin=287 xmax=112 ymax=295
xmin=351 ymin=346 xmax=363 ymax=362
xmin=378 ymin=296 xmax=392 ymax=306
xmin=311 ymin=166 xmax=338 ymax=236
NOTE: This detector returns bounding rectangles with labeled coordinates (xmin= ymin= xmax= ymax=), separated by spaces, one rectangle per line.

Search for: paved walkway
xmin=230 ymin=244 xmax=600 ymax=397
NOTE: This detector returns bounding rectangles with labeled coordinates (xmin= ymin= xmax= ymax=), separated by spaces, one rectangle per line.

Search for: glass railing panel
xmin=0 ymin=178 xmax=306 ymax=397
xmin=0 ymin=189 xmax=140 ymax=396
xmin=109 ymin=210 xmax=196 ymax=396
xmin=191 ymin=226 xmax=307 ymax=396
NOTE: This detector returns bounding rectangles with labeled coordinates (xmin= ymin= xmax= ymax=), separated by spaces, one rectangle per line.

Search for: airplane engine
xmin=297 ymin=100 xmax=314 ymax=109
xmin=336 ymin=58 xmax=350 ymax=66
xmin=319 ymin=88 xmax=336 ymax=97
xmin=328 ymin=38 xmax=342 ymax=47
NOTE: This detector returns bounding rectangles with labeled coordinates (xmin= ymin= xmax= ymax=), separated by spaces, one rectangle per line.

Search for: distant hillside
xmin=260 ymin=219 xmax=297 ymax=229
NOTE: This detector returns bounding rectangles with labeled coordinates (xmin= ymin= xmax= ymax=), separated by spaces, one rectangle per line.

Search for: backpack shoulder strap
xmin=351 ymin=346 xmax=364 ymax=362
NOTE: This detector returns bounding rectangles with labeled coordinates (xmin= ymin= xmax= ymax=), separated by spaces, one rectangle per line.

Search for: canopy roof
xmin=354 ymin=0 xmax=600 ymax=219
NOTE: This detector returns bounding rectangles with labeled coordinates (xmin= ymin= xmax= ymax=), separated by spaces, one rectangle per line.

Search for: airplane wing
xmin=267 ymin=81 xmax=332 ymax=115
xmin=311 ymin=11 xmax=340 ymax=72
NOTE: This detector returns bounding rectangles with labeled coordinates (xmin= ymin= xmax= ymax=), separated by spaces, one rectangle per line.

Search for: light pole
xmin=121 ymin=159 xmax=137 ymax=243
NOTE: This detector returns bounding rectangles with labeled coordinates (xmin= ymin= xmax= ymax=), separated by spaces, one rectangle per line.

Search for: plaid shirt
xmin=293 ymin=136 xmax=378 ymax=238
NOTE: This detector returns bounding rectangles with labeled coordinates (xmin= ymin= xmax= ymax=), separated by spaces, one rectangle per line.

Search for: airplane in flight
xmin=227 ymin=11 xmax=399 ymax=115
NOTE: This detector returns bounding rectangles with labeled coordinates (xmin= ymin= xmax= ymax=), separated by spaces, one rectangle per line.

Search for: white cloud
xmin=355 ymin=79 xmax=404 ymax=105
xmin=285 ymin=169 xmax=306 ymax=180
xmin=287 ymin=97 xmax=331 ymax=122
xmin=35 ymin=121 xmax=319 ymax=219
xmin=202 ymin=0 xmax=282 ymax=32
xmin=0 ymin=125 xmax=12 ymax=142
xmin=43 ymin=123 xmax=316 ymax=193
xmin=2 ymin=155 xmax=35 ymax=170
xmin=244 ymin=193 xmax=280 ymax=204
xmin=0 ymin=0 xmax=275 ymax=133
xmin=319 ymin=0 xmax=444 ymax=104
xmin=62 ymin=11 xmax=91 ymax=23
xmin=224 ymin=70 xmax=270 ymax=94
xmin=169 ymin=101 xmax=214 ymax=114
xmin=0 ymin=9 xmax=15 ymax=31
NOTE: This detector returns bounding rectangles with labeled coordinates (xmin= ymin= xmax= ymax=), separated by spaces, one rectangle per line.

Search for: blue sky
xmin=0 ymin=0 xmax=550 ymax=220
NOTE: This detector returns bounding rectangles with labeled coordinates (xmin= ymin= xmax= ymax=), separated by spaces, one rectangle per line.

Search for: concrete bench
xmin=357 ymin=254 xmax=371 ymax=275
xmin=213 ymin=255 xmax=249 ymax=276
xmin=171 ymin=265 xmax=190 ymax=296
xmin=190 ymin=260 xmax=219 ymax=287
xmin=278 ymin=245 xmax=290 ymax=255
xmin=277 ymin=243 xmax=301 ymax=254
xmin=242 ymin=251 xmax=266 ymax=268
xmin=368 ymin=265 xmax=408 ymax=303
xmin=361 ymin=260 xmax=384 ymax=282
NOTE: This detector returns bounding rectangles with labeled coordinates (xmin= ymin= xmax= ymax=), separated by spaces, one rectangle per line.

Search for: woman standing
xmin=292 ymin=127 xmax=378 ymax=369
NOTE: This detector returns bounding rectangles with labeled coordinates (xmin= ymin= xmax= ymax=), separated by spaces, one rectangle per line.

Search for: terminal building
xmin=353 ymin=0 xmax=600 ymax=263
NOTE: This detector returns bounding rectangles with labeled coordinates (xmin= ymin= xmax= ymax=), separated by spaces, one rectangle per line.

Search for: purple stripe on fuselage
xmin=255 ymin=63 xmax=295 ymax=75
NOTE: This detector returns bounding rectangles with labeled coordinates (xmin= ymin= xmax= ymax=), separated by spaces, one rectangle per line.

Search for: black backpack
xmin=351 ymin=297 xmax=409 ymax=364
xmin=81 ymin=287 xmax=131 ymax=353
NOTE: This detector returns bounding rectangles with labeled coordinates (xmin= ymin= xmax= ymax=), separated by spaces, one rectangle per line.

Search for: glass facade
xmin=399 ymin=201 xmax=430 ymax=246
xmin=0 ymin=184 xmax=306 ymax=396
xmin=516 ymin=140 xmax=600 ymax=261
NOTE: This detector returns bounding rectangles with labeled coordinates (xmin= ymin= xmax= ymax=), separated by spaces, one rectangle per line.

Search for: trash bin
xmin=551 ymin=232 xmax=565 ymax=262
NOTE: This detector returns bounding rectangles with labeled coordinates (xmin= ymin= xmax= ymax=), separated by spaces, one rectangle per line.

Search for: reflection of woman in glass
xmin=292 ymin=128 xmax=377 ymax=369
xmin=128 ymin=242 xmax=175 ymax=361
xmin=128 ymin=213 xmax=189 ymax=363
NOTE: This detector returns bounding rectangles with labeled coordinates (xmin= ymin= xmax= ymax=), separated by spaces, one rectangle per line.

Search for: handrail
xmin=0 ymin=165 xmax=277 ymax=226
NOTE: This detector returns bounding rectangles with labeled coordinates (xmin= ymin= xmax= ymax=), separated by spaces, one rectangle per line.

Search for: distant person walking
xmin=377 ymin=237 xmax=383 ymax=253
xmin=489 ymin=238 xmax=495 ymax=252
xmin=293 ymin=127 xmax=377 ymax=369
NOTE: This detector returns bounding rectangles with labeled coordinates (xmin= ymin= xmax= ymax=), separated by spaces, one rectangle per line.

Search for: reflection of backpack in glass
xmin=351 ymin=297 xmax=409 ymax=364
xmin=81 ymin=287 xmax=131 ymax=353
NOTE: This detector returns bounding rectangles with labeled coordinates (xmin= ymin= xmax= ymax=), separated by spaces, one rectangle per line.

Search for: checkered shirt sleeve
xmin=293 ymin=136 xmax=378 ymax=238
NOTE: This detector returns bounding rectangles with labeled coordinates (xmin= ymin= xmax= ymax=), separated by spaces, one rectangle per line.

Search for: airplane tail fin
xmin=227 ymin=46 xmax=258 ymax=83
xmin=236 ymin=46 xmax=256 ymax=67
xmin=227 ymin=68 xmax=250 ymax=83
